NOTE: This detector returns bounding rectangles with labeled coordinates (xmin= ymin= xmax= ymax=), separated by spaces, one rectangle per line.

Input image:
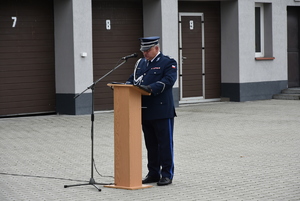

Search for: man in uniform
xmin=126 ymin=36 xmax=177 ymax=186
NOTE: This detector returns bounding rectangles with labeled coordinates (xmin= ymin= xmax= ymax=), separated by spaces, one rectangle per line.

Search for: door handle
xmin=182 ymin=56 xmax=187 ymax=60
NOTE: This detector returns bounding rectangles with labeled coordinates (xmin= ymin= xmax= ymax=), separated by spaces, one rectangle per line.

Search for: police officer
xmin=126 ymin=36 xmax=177 ymax=186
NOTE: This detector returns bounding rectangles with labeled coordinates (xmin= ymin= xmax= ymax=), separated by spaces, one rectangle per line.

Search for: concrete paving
xmin=0 ymin=99 xmax=299 ymax=201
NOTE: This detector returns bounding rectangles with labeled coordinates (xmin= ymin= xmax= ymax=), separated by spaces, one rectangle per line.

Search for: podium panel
xmin=105 ymin=84 xmax=151 ymax=190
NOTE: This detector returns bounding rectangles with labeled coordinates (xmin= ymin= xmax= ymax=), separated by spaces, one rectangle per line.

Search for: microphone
xmin=122 ymin=53 xmax=138 ymax=60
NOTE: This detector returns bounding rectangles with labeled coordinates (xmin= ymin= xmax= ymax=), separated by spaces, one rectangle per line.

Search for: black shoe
xmin=142 ymin=175 xmax=160 ymax=184
xmin=157 ymin=177 xmax=172 ymax=186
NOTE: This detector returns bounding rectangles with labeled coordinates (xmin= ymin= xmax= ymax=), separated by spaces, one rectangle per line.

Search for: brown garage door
xmin=287 ymin=7 xmax=300 ymax=87
xmin=179 ymin=1 xmax=221 ymax=100
xmin=0 ymin=0 xmax=55 ymax=117
xmin=92 ymin=0 xmax=143 ymax=111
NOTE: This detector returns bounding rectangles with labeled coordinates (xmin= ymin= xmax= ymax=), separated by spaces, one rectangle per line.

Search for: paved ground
xmin=0 ymin=99 xmax=299 ymax=201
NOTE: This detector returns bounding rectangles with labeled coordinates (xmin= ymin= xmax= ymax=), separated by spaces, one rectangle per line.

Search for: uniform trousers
xmin=142 ymin=118 xmax=174 ymax=179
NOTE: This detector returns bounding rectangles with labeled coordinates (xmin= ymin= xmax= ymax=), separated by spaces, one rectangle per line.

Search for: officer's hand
xmin=138 ymin=85 xmax=152 ymax=93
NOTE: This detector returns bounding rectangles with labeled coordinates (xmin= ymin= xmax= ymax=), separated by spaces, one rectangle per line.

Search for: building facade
xmin=0 ymin=0 xmax=299 ymax=116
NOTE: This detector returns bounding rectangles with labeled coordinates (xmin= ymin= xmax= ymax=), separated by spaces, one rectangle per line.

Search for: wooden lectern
xmin=105 ymin=84 xmax=152 ymax=190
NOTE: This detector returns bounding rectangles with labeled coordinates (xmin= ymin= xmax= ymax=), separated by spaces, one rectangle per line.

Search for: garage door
xmin=92 ymin=0 xmax=143 ymax=111
xmin=0 ymin=0 xmax=55 ymax=117
xmin=287 ymin=7 xmax=300 ymax=87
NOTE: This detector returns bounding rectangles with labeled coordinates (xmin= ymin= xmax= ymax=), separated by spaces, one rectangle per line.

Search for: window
xmin=255 ymin=3 xmax=274 ymax=60
xmin=255 ymin=3 xmax=264 ymax=57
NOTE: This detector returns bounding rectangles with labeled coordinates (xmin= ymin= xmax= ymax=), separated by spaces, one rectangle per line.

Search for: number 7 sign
xmin=11 ymin=16 xmax=17 ymax=28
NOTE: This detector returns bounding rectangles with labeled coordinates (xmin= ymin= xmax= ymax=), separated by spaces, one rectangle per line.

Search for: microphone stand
xmin=64 ymin=59 xmax=128 ymax=191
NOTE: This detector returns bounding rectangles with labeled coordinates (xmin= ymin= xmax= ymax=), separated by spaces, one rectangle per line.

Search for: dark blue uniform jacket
xmin=127 ymin=52 xmax=177 ymax=121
